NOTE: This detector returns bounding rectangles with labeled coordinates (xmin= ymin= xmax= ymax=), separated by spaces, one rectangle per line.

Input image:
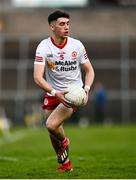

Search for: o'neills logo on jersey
xmin=47 ymin=54 xmax=53 ymax=58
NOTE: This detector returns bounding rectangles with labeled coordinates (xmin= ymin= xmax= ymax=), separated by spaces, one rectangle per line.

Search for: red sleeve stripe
xmin=84 ymin=53 xmax=88 ymax=59
xmin=35 ymin=56 xmax=43 ymax=62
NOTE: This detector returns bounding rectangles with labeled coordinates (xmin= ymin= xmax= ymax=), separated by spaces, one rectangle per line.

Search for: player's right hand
xmin=55 ymin=91 xmax=73 ymax=108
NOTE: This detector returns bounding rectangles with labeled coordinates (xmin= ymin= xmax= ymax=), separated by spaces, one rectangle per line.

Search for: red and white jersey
xmin=34 ymin=37 xmax=89 ymax=91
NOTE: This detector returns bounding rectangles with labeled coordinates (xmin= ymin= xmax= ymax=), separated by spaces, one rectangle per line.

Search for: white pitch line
xmin=46 ymin=156 xmax=56 ymax=160
xmin=0 ymin=156 xmax=18 ymax=162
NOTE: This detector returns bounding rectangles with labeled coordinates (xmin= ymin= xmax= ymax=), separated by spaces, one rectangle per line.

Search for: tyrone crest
xmin=72 ymin=51 xmax=77 ymax=60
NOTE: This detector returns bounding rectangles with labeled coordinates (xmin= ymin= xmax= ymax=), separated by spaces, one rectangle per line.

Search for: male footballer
xmin=34 ymin=10 xmax=94 ymax=172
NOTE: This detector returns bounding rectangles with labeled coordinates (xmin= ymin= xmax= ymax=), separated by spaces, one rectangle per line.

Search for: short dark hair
xmin=48 ymin=10 xmax=70 ymax=24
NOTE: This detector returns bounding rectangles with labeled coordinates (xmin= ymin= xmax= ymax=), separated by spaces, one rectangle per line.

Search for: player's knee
xmin=46 ymin=121 xmax=56 ymax=132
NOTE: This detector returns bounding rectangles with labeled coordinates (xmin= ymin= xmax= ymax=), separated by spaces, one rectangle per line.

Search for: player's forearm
xmin=84 ymin=65 xmax=95 ymax=89
xmin=34 ymin=76 xmax=53 ymax=94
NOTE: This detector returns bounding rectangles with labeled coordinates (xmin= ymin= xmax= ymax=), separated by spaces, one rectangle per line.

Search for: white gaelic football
xmin=65 ymin=84 xmax=86 ymax=107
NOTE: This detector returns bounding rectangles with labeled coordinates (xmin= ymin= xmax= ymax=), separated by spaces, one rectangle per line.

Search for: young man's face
xmin=50 ymin=17 xmax=69 ymax=38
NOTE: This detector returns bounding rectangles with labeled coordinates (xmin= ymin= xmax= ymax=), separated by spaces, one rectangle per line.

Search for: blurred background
xmin=0 ymin=0 xmax=136 ymax=128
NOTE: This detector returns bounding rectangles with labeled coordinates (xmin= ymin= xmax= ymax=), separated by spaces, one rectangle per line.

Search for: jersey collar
xmin=50 ymin=37 xmax=68 ymax=49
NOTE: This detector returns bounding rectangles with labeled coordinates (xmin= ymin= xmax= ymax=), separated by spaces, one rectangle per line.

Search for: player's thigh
xmin=46 ymin=103 xmax=73 ymax=128
xmin=44 ymin=109 xmax=53 ymax=119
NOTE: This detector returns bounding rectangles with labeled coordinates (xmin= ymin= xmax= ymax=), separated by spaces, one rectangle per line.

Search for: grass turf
xmin=0 ymin=125 xmax=136 ymax=179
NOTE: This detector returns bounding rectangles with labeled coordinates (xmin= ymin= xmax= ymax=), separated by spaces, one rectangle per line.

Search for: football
xmin=65 ymin=84 xmax=86 ymax=107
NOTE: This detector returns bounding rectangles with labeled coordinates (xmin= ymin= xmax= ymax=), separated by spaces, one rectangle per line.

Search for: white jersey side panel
xmin=34 ymin=37 xmax=89 ymax=91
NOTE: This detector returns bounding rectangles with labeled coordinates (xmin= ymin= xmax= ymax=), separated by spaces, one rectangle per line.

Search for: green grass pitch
xmin=0 ymin=125 xmax=136 ymax=178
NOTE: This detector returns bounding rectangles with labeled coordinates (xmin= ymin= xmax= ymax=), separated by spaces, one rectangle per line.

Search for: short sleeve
xmin=34 ymin=41 xmax=46 ymax=65
xmin=78 ymin=42 xmax=89 ymax=64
